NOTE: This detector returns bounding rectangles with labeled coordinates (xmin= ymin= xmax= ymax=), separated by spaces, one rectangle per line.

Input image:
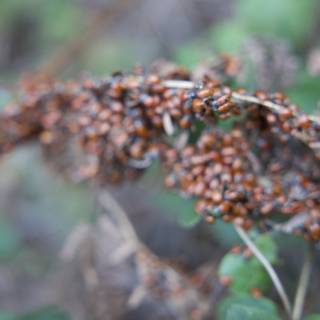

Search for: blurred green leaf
xmin=218 ymin=234 xmax=277 ymax=293
xmin=0 ymin=90 xmax=12 ymax=110
xmin=83 ymin=40 xmax=134 ymax=75
xmin=234 ymin=263 xmax=270 ymax=293
xmin=227 ymin=304 xmax=277 ymax=320
xmin=226 ymin=304 xmax=279 ymax=320
xmin=209 ymin=20 xmax=248 ymax=54
xmin=218 ymin=252 xmax=246 ymax=276
xmin=210 ymin=221 xmax=240 ymax=247
xmin=254 ymin=234 xmax=278 ymax=264
xmin=0 ymin=0 xmax=29 ymax=28
xmin=217 ymin=118 xmax=238 ymax=131
xmin=0 ymin=312 xmax=16 ymax=320
xmin=175 ymin=41 xmax=213 ymax=68
xmin=287 ymin=72 xmax=320 ymax=114
xmin=0 ymin=0 xmax=83 ymax=42
xmin=218 ymin=294 xmax=279 ymax=320
xmin=18 ymin=306 xmax=70 ymax=320
xmin=305 ymin=315 xmax=320 ymax=320
xmin=184 ymin=0 xmax=319 ymax=62
xmin=0 ymin=219 xmax=20 ymax=259
xmin=156 ymin=191 xmax=200 ymax=227
xmin=141 ymin=162 xmax=202 ymax=228
xmin=235 ymin=0 xmax=318 ymax=47
xmin=39 ymin=0 xmax=83 ymax=41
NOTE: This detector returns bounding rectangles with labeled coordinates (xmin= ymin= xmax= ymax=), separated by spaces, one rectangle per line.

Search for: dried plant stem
xmin=231 ymin=92 xmax=283 ymax=113
xmin=163 ymin=79 xmax=320 ymax=157
xmin=98 ymin=190 xmax=141 ymax=248
xmin=163 ymin=80 xmax=320 ymax=124
xmin=234 ymin=224 xmax=292 ymax=318
xmin=292 ymin=244 xmax=314 ymax=320
xmin=162 ymin=80 xmax=195 ymax=89
xmin=272 ymin=214 xmax=309 ymax=234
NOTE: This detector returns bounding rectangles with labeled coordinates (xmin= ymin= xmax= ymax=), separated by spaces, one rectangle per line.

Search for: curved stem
xmin=234 ymin=225 xmax=292 ymax=318
xmin=162 ymin=79 xmax=320 ymax=125
xmin=292 ymin=244 xmax=313 ymax=320
xmin=162 ymin=79 xmax=320 ymax=158
xmin=98 ymin=190 xmax=141 ymax=247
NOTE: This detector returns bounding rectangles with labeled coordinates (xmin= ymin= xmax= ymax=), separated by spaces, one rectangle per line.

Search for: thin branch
xmin=163 ymin=79 xmax=320 ymax=158
xmin=98 ymin=190 xmax=141 ymax=248
xmin=292 ymin=244 xmax=314 ymax=320
xmin=272 ymin=214 xmax=309 ymax=234
xmin=163 ymin=79 xmax=320 ymax=125
xmin=163 ymin=112 xmax=175 ymax=136
xmin=247 ymin=150 xmax=262 ymax=174
xmin=162 ymin=80 xmax=194 ymax=89
xmin=231 ymin=92 xmax=283 ymax=113
xmin=234 ymin=224 xmax=292 ymax=318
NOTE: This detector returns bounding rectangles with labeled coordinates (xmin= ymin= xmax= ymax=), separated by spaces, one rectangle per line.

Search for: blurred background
xmin=0 ymin=0 xmax=319 ymax=319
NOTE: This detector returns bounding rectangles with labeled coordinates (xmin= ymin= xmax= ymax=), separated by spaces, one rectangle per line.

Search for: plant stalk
xmin=234 ymin=224 xmax=292 ymax=318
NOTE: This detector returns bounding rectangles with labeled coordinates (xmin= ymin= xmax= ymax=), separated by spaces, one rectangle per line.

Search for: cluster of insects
xmin=0 ymin=57 xmax=319 ymax=240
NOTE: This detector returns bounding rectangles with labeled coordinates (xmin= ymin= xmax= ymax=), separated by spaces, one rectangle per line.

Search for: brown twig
xmin=234 ymin=224 xmax=292 ymax=318
xmin=163 ymin=79 xmax=320 ymax=158
xmin=292 ymin=244 xmax=314 ymax=320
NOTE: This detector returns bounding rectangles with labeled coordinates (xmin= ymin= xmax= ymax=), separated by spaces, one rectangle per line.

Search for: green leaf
xmin=233 ymin=260 xmax=269 ymax=293
xmin=18 ymin=305 xmax=70 ymax=320
xmin=254 ymin=234 xmax=278 ymax=264
xmin=209 ymin=20 xmax=249 ymax=54
xmin=218 ymin=294 xmax=279 ymax=320
xmin=287 ymin=72 xmax=320 ymax=114
xmin=218 ymin=253 xmax=246 ymax=277
xmin=305 ymin=315 xmax=320 ymax=320
xmin=210 ymin=221 xmax=240 ymax=247
xmin=175 ymin=41 xmax=213 ymax=68
xmin=0 ymin=219 xmax=20 ymax=259
xmin=234 ymin=0 xmax=318 ymax=47
xmin=154 ymin=191 xmax=201 ymax=228
xmin=83 ymin=40 xmax=135 ymax=75
xmin=218 ymin=251 xmax=271 ymax=293
xmin=39 ymin=0 xmax=84 ymax=42
xmin=226 ymin=304 xmax=279 ymax=320
xmin=207 ymin=0 xmax=318 ymax=56
xmin=0 ymin=89 xmax=12 ymax=111
xmin=0 ymin=312 xmax=16 ymax=320
xmin=218 ymin=234 xmax=278 ymax=293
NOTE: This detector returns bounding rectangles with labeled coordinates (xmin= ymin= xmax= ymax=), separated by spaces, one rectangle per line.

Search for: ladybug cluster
xmin=164 ymin=125 xmax=320 ymax=240
xmin=164 ymin=128 xmax=256 ymax=229
xmin=0 ymin=59 xmax=319 ymax=240
xmin=0 ymin=62 xmax=238 ymax=182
